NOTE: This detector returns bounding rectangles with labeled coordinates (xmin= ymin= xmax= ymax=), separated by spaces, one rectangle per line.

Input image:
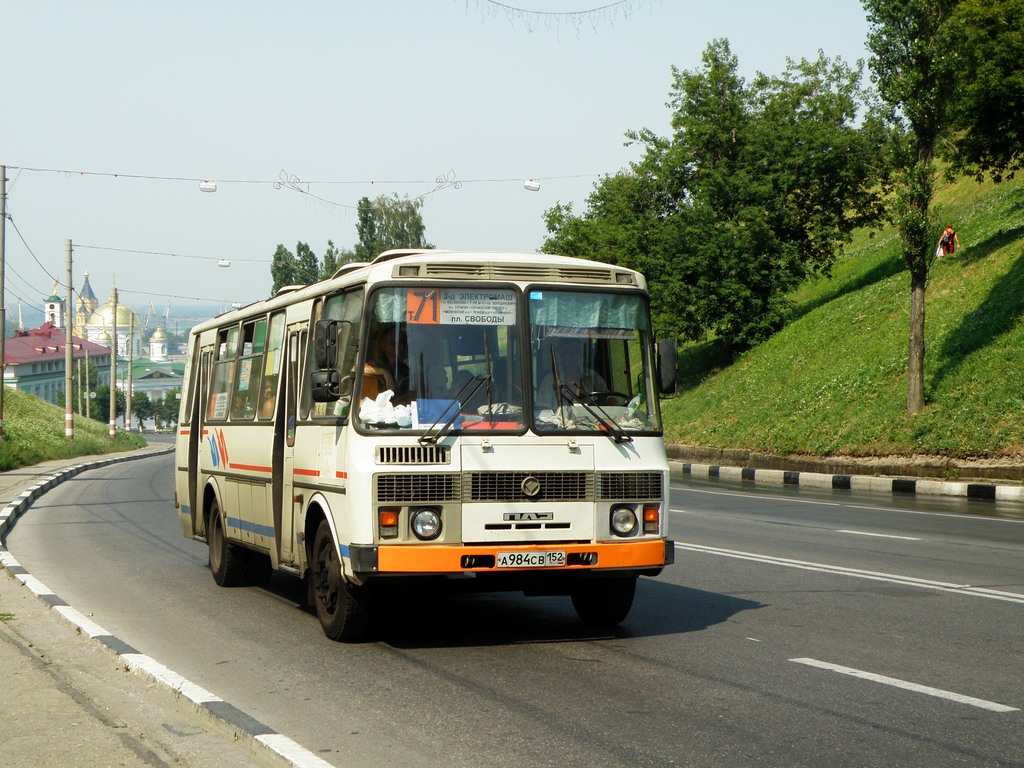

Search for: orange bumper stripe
xmin=377 ymin=539 xmax=667 ymax=573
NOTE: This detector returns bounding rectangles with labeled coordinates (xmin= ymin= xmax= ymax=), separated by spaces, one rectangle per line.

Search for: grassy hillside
xmin=0 ymin=389 xmax=146 ymax=471
xmin=663 ymin=173 xmax=1024 ymax=459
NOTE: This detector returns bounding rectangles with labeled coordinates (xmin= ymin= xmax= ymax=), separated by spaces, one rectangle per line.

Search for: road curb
xmin=670 ymin=460 xmax=1024 ymax=503
xmin=0 ymin=446 xmax=334 ymax=768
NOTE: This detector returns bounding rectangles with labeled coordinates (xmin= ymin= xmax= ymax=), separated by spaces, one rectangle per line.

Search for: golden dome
xmin=150 ymin=325 xmax=167 ymax=341
xmin=88 ymin=302 xmax=141 ymax=330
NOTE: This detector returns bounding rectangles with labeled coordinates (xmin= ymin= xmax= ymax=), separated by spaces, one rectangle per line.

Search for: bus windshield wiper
xmin=418 ymin=375 xmax=490 ymax=445
xmin=558 ymin=385 xmax=633 ymax=444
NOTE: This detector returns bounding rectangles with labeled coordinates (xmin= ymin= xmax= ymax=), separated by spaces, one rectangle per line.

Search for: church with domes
xmin=3 ymin=273 xmax=183 ymax=414
xmin=74 ymin=273 xmax=144 ymax=358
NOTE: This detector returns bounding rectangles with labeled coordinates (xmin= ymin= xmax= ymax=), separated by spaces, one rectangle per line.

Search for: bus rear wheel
xmin=208 ymin=500 xmax=246 ymax=587
xmin=311 ymin=520 xmax=370 ymax=642
xmin=570 ymin=575 xmax=637 ymax=627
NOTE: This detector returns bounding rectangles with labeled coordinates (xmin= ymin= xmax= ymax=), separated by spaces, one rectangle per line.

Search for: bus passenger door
xmin=191 ymin=346 xmax=214 ymax=537
xmin=274 ymin=326 xmax=305 ymax=565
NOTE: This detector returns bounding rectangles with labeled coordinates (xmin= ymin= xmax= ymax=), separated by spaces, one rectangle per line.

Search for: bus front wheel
xmin=208 ymin=500 xmax=246 ymax=587
xmin=311 ymin=520 xmax=370 ymax=642
xmin=570 ymin=575 xmax=637 ymax=627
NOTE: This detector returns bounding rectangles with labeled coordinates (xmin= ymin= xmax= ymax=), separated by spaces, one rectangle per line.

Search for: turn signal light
xmin=379 ymin=508 xmax=399 ymax=539
xmin=643 ymin=506 xmax=660 ymax=534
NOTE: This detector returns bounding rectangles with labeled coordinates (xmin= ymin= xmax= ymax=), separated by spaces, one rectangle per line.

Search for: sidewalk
xmin=0 ymin=446 xmax=289 ymax=768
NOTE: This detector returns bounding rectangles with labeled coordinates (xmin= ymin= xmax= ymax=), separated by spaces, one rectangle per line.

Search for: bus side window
xmin=231 ymin=318 xmax=267 ymax=420
xmin=258 ymin=312 xmax=286 ymax=420
xmin=208 ymin=326 xmax=239 ymax=421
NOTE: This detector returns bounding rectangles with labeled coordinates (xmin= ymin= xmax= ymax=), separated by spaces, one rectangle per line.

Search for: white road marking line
xmin=673 ymin=486 xmax=842 ymax=506
xmin=672 ymin=483 xmax=1024 ymax=524
xmin=674 ymin=542 xmax=1024 ymax=604
xmin=790 ymin=658 xmax=1019 ymax=713
xmin=836 ymin=529 xmax=922 ymax=541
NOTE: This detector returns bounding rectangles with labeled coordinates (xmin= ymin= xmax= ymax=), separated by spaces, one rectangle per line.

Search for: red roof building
xmin=4 ymin=323 xmax=112 ymax=404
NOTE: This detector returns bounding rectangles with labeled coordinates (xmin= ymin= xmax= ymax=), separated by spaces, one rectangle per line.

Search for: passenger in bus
xmin=364 ymin=324 xmax=410 ymax=402
xmin=537 ymin=336 xmax=606 ymax=409
xmin=259 ymin=375 xmax=277 ymax=418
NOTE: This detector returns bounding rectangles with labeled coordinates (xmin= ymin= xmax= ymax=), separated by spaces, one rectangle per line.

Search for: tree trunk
xmin=906 ymin=269 xmax=927 ymax=416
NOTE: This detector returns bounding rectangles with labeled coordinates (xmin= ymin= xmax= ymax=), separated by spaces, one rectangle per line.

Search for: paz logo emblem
xmin=521 ymin=476 xmax=542 ymax=499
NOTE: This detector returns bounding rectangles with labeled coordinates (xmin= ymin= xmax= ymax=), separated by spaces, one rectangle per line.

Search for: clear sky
xmin=1 ymin=0 xmax=871 ymax=318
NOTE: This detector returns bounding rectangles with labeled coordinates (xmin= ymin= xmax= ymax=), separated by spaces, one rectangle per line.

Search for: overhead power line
xmin=75 ymin=244 xmax=272 ymax=264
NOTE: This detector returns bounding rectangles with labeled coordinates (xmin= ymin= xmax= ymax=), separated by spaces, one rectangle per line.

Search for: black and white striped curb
xmin=671 ymin=461 xmax=1024 ymax=503
xmin=0 ymin=449 xmax=172 ymax=539
xmin=0 ymin=448 xmax=334 ymax=768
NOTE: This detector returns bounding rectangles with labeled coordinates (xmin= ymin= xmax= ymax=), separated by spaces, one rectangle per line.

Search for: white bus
xmin=174 ymin=249 xmax=677 ymax=641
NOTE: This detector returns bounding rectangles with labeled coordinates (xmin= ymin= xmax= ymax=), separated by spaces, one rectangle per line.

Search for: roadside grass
xmin=662 ymin=173 xmax=1024 ymax=458
xmin=0 ymin=389 xmax=146 ymax=471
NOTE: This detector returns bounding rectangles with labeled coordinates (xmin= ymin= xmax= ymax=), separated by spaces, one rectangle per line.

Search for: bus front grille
xmin=597 ymin=471 xmax=664 ymax=500
xmin=376 ymin=473 xmax=460 ymax=503
xmin=464 ymin=471 xmax=594 ymax=502
xmin=376 ymin=445 xmax=451 ymax=465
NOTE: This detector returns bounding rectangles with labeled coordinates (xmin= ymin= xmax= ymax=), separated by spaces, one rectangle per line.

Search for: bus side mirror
xmin=314 ymin=320 xmax=339 ymax=369
xmin=656 ymin=339 xmax=678 ymax=396
xmin=311 ymin=370 xmax=341 ymax=402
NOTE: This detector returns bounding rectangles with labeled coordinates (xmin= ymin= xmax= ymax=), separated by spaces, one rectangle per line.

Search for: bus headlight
xmin=410 ymin=507 xmax=442 ymax=541
xmin=610 ymin=506 xmax=638 ymax=537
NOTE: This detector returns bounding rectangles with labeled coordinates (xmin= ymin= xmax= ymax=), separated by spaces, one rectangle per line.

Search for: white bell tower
xmin=44 ymin=282 xmax=65 ymax=328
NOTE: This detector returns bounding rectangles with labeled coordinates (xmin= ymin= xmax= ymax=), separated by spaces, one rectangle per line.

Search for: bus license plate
xmin=496 ymin=550 xmax=566 ymax=568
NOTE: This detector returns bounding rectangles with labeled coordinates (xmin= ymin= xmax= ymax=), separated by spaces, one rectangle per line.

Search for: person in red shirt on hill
xmin=937 ymin=224 xmax=960 ymax=257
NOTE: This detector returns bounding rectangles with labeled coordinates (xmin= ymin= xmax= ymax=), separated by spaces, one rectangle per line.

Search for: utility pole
xmin=0 ymin=164 xmax=7 ymax=438
xmin=85 ymin=346 xmax=90 ymax=420
xmin=109 ymin=283 xmax=118 ymax=439
xmin=65 ymin=239 xmax=74 ymax=439
xmin=126 ymin=314 xmax=133 ymax=431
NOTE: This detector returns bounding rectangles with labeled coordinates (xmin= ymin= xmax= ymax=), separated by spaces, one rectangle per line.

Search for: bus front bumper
xmin=349 ymin=539 xmax=674 ymax=576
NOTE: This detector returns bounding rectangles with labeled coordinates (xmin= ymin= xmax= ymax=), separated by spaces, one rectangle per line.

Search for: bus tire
xmin=311 ymin=519 xmax=370 ymax=642
xmin=243 ymin=550 xmax=273 ymax=587
xmin=208 ymin=500 xmax=246 ymax=587
xmin=570 ymin=575 xmax=637 ymax=627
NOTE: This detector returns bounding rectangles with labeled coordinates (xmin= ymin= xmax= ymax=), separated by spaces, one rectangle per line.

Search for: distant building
xmin=128 ymin=359 xmax=185 ymax=403
xmin=4 ymin=277 xmax=183 ymax=406
xmin=72 ymin=271 xmax=99 ymax=340
xmin=3 ymin=322 xmax=112 ymax=403
xmin=82 ymin=285 xmax=144 ymax=359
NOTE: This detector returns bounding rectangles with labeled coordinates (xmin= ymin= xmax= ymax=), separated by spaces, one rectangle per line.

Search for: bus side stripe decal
xmin=226 ymin=517 xmax=275 ymax=538
xmin=218 ymin=430 xmax=230 ymax=465
xmin=228 ymin=463 xmax=273 ymax=473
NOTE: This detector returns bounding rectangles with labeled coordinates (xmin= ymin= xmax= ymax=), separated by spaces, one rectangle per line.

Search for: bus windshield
xmin=360 ymin=286 xmax=527 ymax=432
xmin=529 ymin=288 xmax=661 ymax=434
xmin=358 ymin=284 xmax=661 ymax=435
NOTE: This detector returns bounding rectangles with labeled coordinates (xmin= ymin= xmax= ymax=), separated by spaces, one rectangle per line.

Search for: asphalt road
xmin=7 ymin=456 xmax=1024 ymax=768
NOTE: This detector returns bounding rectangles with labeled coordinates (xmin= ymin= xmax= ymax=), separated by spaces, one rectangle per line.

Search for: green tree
xmin=92 ymin=385 xmax=126 ymax=424
xmin=322 ymin=239 xmax=357 ymax=278
xmin=154 ymin=390 xmax=181 ymax=429
xmin=270 ymin=243 xmax=301 ymax=295
xmin=271 ymin=241 xmax=325 ymax=294
xmin=948 ymin=0 xmax=1024 ymax=181
xmin=544 ymin=40 xmax=884 ymax=352
xmin=352 ymin=194 xmax=431 ymax=262
xmin=131 ymin=391 xmax=154 ymax=427
xmin=864 ymin=0 xmax=1024 ymax=415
